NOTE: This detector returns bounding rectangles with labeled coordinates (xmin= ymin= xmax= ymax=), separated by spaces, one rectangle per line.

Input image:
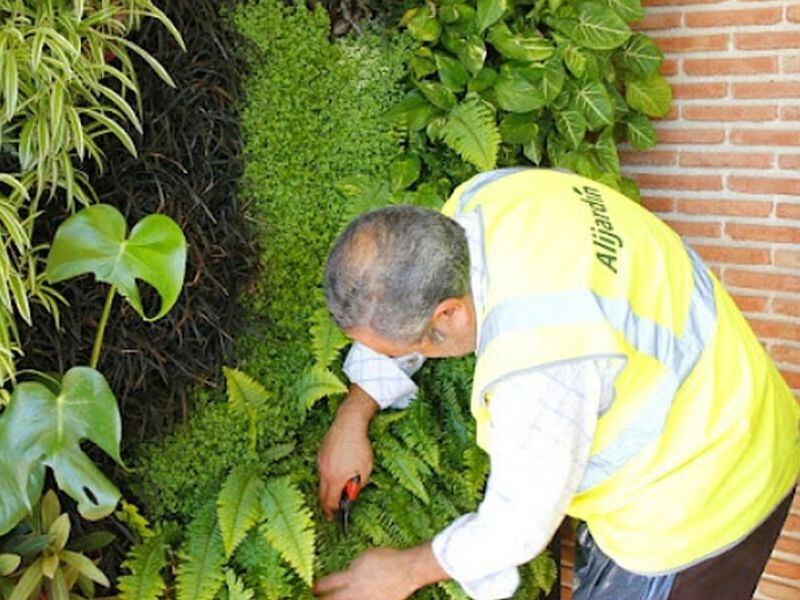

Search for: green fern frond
xmin=217 ymin=468 xmax=265 ymax=559
xmin=380 ymin=443 xmax=432 ymax=504
xmin=118 ymin=531 xmax=167 ymax=600
xmin=526 ymin=550 xmax=558 ymax=596
xmin=438 ymin=581 xmax=470 ymax=600
xmin=223 ymin=367 xmax=270 ymax=452
xmin=176 ymin=507 xmax=226 ymax=600
xmin=296 ymin=367 xmax=347 ymax=414
xmin=260 ymin=477 xmax=315 ymax=587
xmin=462 ymin=446 xmax=490 ymax=498
xmin=224 ymin=570 xmax=254 ymax=600
xmin=309 ymin=308 xmax=349 ymax=370
xmin=441 ymin=99 xmax=500 ymax=172
xmin=230 ymin=536 xmax=292 ymax=600
xmin=395 ymin=402 xmax=441 ymax=470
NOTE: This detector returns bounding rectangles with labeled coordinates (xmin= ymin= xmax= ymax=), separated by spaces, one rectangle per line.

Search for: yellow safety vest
xmin=443 ymin=168 xmax=800 ymax=574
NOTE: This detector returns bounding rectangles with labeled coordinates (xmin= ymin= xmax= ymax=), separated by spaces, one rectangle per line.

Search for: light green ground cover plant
xmin=0 ymin=0 xmax=183 ymax=395
xmin=128 ymin=2 xmax=555 ymax=599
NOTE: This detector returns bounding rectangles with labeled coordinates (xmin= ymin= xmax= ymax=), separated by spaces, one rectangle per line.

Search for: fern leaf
xmin=228 ymin=536 xmax=292 ymax=600
xmin=526 ymin=550 xmax=558 ymax=596
xmin=224 ymin=570 xmax=254 ymax=600
xmin=438 ymin=581 xmax=470 ymax=600
xmin=118 ymin=532 xmax=167 ymax=600
xmin=217 ymin=468 xmax=265 ymax=558
xmin=260 ymin=477 xmax=315 ymax=587
xmin=441 ymin=99 xmax=500 ymax=172
xmin=380 ymin=446 xmax=431 ymax=505
xmin=296 ymin=367 xmax=347 ymax=413
xmin=223 ymin=367 xmax=270 ymax=451
xmin=176 ymin=507 xmax=226 ymax=600
xmin=462 ymin=446 xmax=490 ymax=498
xmin=309 ymin=308 xmax=348 ymax=370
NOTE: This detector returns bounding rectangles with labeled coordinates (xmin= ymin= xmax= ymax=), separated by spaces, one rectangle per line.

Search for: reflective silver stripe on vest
xmin=455 ymin=167 xmax=528 ymax=215
xmin=478 ymin=247 xmax=717 ymax=491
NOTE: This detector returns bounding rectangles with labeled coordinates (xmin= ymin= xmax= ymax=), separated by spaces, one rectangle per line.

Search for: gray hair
xmin=324 ymin=205 xmax=470 ymax=344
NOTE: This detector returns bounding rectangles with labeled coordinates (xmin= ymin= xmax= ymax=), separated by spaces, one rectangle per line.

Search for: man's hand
xmin=313 ymin=544 xmax=448 ymax=600
xmin=318 ymin=384 xmax=379 ymax=521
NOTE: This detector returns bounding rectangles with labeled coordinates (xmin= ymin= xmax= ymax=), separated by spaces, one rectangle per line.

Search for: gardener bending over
xmin=314 ymin=168 xmax=800 ymax=600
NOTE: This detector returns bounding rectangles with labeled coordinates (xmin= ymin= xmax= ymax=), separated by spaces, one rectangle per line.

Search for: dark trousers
xmin=573 ymin=490 xmax=794 ymax=600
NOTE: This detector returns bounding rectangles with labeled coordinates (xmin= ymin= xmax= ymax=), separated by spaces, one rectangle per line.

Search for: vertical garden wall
xmin=0 ymin=1 xmax=671 ymax=599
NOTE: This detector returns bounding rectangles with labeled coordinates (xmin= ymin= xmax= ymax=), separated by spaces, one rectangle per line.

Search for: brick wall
xmin=561 ymin=1 xmax=800 ymax=598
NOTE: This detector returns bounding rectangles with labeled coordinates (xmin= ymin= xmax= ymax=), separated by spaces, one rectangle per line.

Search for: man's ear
xmin=431 ymin=296 xmax=470 ymax=331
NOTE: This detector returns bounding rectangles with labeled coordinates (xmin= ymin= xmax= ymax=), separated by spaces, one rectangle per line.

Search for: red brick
xmin=682 ymin=104 xmax=776 ymax=121
xmin=729 ymin=176 xmax=800 ymax=196
xmin=748 ymin=318 xmax=800 ymax=342
xmin=677 ymin=198 xmax=772 ymax=217
xmin=783 ymin=56 xmax=800 ymax=73
xmin=725 ymin=270 xmax=800 ymax=294
xmin=774 ymin=249 xmax=800 ymax=268
xmin=777 ymin=203 xmax=800 ymax=220
xmin=735 ymin=31 xmax=800 ymax=50
xmin=684 ymin=56 xmax=777 ymax=76
xmin=671 ymin=82 xmax=728 ymax=99
xmin=643 ymin=0 xmax=724 ymax=6
xmin=632 ymin=12 xmax=682 ymax=30
xmin=776 ymin=534 xmax=800 ymax=555
xmin=660 ymin=59 xmax=678 ymax=77
xmin=789 ymin=5 xmax=800 ymax=23
xmin=771 ymin=345 xmax=800 ymax=367
xmin=725 ymin=222 xmax=800 ymax=243
xmin=686 ymin=7 xmax=781 ymax=27
xmin=693 ymin=244 xmax=770 ymax=265
xmin=680 ymin=151 xmax=773 ymax=169
xmin=619 ymin=150 xmax=677 ymax=166
xmin=734 ymin=81 xmax=800 ymax=99
xmin=730 ymin=129 xmax=800 ymax=146
xmin=656 ymin=128 xmax=725 ymax=144
xmin=781 ymin=106 xmax=800 ymax=120
xmin=774 ymin=299 xmax=800 ymax=318
xmin=655 ymin=34 xmax=729 ymax=53
xmin=765 ymin=557 xmax=800 ymax=580
xmin=641 ymin=196 xmax=674 ymax=213
xmin=635 ymin=173 xmax=723 ymax=191
xmin=731 ymin=293 xmax=769 ymax=313
xmin=664 ymin=219 xmax=722 ymax=238
xmin=781 ymin=369 xmax=800 ymax=390
xmin=779 ymin=154 xmax=800 ymax=169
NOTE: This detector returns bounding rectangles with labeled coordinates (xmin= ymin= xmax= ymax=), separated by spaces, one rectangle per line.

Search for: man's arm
xmin=318 ymin=384 xmax=379 ymax=520
xmin=313 ymin=543 xmax=448 ymax=600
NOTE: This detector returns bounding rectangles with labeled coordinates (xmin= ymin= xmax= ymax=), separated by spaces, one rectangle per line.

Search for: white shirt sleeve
xmin=342 ymin=342 xmax=426 ymax=409
xmin=431 ymin=358 xmax=623 ymax=600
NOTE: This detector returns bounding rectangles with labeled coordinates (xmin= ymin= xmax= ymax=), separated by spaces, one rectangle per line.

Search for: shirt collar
xmin=453 ymin=210 xmax=487 ymax=352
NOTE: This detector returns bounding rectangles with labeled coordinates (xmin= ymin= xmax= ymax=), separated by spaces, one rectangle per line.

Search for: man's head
xmin=324 ymin=205 xmax=475 ymax=358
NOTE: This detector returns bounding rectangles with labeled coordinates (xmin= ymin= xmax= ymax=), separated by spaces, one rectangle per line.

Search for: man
xmin=313 ymin=168 xmax=800 ymax=600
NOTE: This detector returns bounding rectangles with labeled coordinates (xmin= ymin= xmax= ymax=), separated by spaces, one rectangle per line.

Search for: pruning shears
xmin=339 ymin=474 xmax=361 ymax=535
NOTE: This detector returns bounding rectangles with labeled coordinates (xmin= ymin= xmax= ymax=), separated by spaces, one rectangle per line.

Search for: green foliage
xmin=391 ymin=0 xmax=671 ymax=198
xmin=260 ymin=478 xmax=316 ymax=587
xmin=217 ymin=469 xmax=264 ymax=559
xmin=223 ymin=368 xmax=270 ymax=453
xmin=0 ymin=490 xmax=114 ymax=600
xmin=0 ymin=0 xmax=183 ymax=394
xmin=176 ymin=507 xmax=226 ymax=600
xmin=118 ymin=532 xmax=168 ymax=600
xmin=45 ymin=205 xmax=187 ymax=323
xmin=0 ymin=368 xmax=122 ymax=535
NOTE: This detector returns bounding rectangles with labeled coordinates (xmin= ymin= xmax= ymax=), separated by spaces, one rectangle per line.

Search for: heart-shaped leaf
xmin=45 ymin=204 xmax=186 ymax=322
xmin=0 ymin=368 xmax=122 ymax=534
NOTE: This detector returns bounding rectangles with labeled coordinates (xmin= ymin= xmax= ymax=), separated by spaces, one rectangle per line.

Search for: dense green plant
xmin=0 ymin=490 xmax=115 ymax=600
xmin=129 ymin=3 xmax=559 ymax=599
xmin=0 ymin=0 xmax=183 ymax=396
xmin=0 ymin=204 xmax=186 ymax=540
xmin=386 ymin=0 xmax=670 ymax=199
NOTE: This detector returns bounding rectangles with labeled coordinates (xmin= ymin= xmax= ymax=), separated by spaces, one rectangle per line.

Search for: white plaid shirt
xmin=343 ymin=213 xmax=621 ymax=600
